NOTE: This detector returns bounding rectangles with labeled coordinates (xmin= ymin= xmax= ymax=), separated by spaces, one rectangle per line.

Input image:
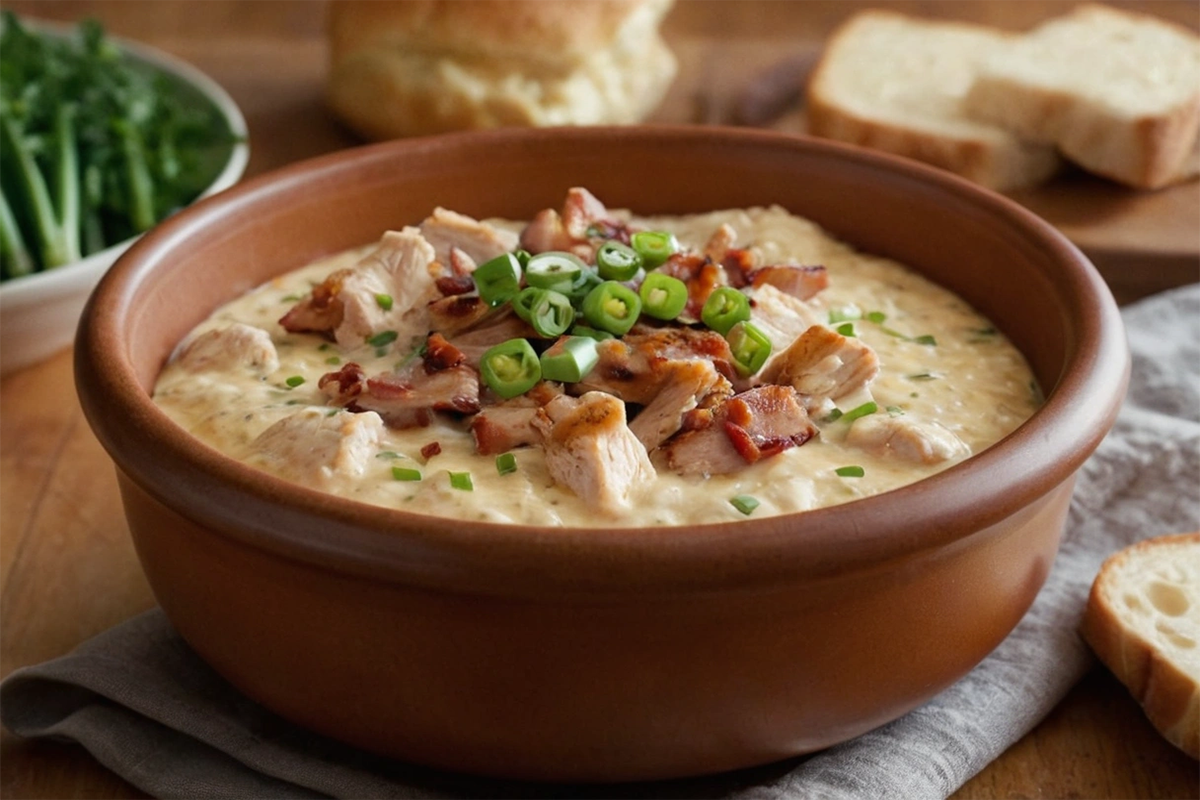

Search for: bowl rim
xmin=0 ymin=17 xmax=250 ymax=304
xmin=76 ymin=126 xmax=1129 ymax=596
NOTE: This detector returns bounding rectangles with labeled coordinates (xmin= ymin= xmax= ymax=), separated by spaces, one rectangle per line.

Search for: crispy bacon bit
xmin=721 ymin=247 xmax=757 ymax=289
xmin=662 ymin=385 xmax=817 ymax=475
xmin=436 ymin=274 xmax=475 ymax=297
xmin=657 ymin=251 xmax=729 ymax=322
xmin=749 ymin=265 xmax=829 ymax=300
xmin=318 ymin=362 xmax=367 ymax=402
xmin=280 ymin=268 xmax=351 ymax=335
xmin=320 ymin=360 xmax=480 ymax=429
xmin=422 ymin=333 xmax=467 ymax=372
xmin=420 ymin=441 xmax=442 ymax=460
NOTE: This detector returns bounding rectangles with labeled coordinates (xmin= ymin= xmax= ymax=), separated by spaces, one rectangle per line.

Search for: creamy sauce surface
xmin=153 ymin=207 xmax=1039 ymax=527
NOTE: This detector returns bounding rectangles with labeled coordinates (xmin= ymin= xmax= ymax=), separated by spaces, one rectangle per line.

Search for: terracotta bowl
xmin=75 ymin=127 xmax=1128 ymax=782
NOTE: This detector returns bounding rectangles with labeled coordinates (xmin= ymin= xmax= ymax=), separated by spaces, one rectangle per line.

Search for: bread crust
xmin=1080 ymin=532 xmax=1200 ymax=760
xmin=804 ymin=9 xmax=1060 ymax=192
xmin=325 ymin=0 xmax=677 ymax=139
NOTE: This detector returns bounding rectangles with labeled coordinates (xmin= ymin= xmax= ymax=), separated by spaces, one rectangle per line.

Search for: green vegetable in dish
xmin=0 ymin=12 xmax=240 ymax=280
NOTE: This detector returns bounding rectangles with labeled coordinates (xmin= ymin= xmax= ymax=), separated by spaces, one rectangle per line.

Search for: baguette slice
xmin=1081 ymin=532 xmax=1200 ymax=759
xmin=805 ymin=10 xmax=1061 ymax=192
xmin=964 ymin=4 xmax=1200 ymax=189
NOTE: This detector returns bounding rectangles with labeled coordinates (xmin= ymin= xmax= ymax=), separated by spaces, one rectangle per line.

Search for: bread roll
xmin=1081 ymin=532 xmax=1200 ymax=760
xmin=326 ymin=0 xmax=678 ymax=139
xmin=804 ymin=10 xmax=1061 ymax=192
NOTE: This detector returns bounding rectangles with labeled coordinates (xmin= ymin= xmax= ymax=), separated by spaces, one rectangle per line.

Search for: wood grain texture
xmin=0 ymin=2 xmax=1197 ymax=798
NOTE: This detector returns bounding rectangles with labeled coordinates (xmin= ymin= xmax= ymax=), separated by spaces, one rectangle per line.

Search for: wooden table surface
xmin=1 ymin=2 xmax=1197 ymax=798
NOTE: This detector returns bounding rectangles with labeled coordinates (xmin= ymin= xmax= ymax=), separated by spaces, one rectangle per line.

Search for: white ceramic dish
xmin=0 ymin=21 xmax=249 ymax=376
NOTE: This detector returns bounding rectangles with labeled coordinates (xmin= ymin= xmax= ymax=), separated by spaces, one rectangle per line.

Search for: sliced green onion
xmin=281 ymin=293 xmax=303 ymax=303
xmin=473 ymin=252 xmax=522 ymax=307
xmin=512 ymin=286 xmax=543 ymax=322
xmin=638 ymin=272 xmax=688 ymax=321
xmin=726 ymin=321 xmax=772 ymax=376
xmin=570 ymin=324 xmax=614 ymax=341
xmin=730 ymin=495 xmax=760 ymax=516
xmin=366 ymin=330 xmax=398 ymax=348
xmin=701 ymin=286 xmax=751 ymax=335
xmin=835 ymin=322 xmax=856 ymax=337
xmin=865 ymin=310 xmax=887 ymax=324
xmin=325 ymin=356 xmax=341 ymax=365
xmin=525 ymin=251 xmax=584 ymax=290
xmin=375 ymin=293 xmax=394 ymax=310
xmin=595 ymin=240 xmax=643 ymax=281
xmin=449 ymin=471 xmax=474 ymax=491
xmin=285 ymin=375 xmax=305 ymax=388
xmin=392 ymin=466 xmax=422 ymax=481
xmin=822 ymin=408 xmax=844 ymax=423
xmin=631 ymin=230 xmax=678 ymax=269
xmin=495 ymin=453 xmax=518 ymax=476
xmin=582 ymin=280 xmax=642 ymax=336
xmin=480 ymin=338 xmax=542 ymax=399
xmin=513 ymin=249 xmax=532 ymax=268
xmin=527 ymin=289 xmax=575 ymax=338
xmin=564 ymin=268 xmax=604 ymax=306
xmin=841 ymin=401 xmax=878 ymax=423
xmin=913 ymin=334 xmax=937 ymax=346
xmin=835 ymin=465 xmax=865 ymax=478
xmin=377 ymin=451 xmax=403 ymax=459
xmin=540 ymin=335 xmax=599 ymax=383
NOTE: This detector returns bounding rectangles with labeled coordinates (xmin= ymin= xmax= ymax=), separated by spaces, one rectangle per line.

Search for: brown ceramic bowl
xmin=75 ymin=127 xmax=1128 ymax=782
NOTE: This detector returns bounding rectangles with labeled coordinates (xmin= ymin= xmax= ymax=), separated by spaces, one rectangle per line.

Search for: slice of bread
xmin=1081 ymin=532 xmax=1200 ymax=759
xmin=805 ymin=10 xmax=1061 ymax=192
xmin=964 ymin=4 xmax=1200 ymax=190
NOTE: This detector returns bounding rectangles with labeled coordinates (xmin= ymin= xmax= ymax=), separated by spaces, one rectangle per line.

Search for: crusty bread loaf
xmin=326 ymin=0 xmax=677 ymax=140
xmin=964 ymin=4 xmax=1200 ymax=190
xmin=805 ymin=10 xmax=1061 ymax=192
xmin=1081 ymin=532 xmax=1200 ymax=760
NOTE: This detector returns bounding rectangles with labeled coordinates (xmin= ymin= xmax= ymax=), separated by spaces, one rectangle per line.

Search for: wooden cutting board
xmin=652 ymin=38 xmax=1200 ymax=305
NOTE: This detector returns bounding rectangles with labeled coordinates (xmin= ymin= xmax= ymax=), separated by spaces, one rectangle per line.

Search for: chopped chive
xmin=885 ymin=405 xmax=905 ymax=416
xmin=285 ymin=375 xmax=306 ymax=388
xmin=913 ymin=334 xmax=937 ymax=346
xmin=972 ymin=326 xmax=997 ymax=337
xmin=326 ymin=409 xmax=339 ymax=417
xmin=835 ymin=465 xmax=865 ymax=478
xmin=907 ymin=372 xmax=939 ymax=381
xmin=318 ymin=343 xmax=331 ymax=351
xmin=449 ymin=471 xmax=474 ymax=491
xmin=375 ymin=347 xmax=388 ymax=358
xmin=325 ymin=355 xmax=341 ymax=365
xmin=730 ymin=495 xmax=760 ymax=516
xmin=377 ymin=451 xmax=403 ymax=459
xmin=835 ymin=322 xmax=856 ymax=337
xmin=282 ymin=293 xmax=303 ymax=302
xmin=366 ymin=330 xmax=399 ymax=348
xmin=840 ymin=401 xmax=878 ymax=423
xmin=822 ymin=408 xmax=844 ymax=423
xmin=392 ymin=466 xmax=421 ymax=481
xmin=828 ymin=307 xmax=861 ymax=324
xmin=865 ymin=310 xmax=887 ymax=324
xmin=495 ymin=453 xmax=518 ymax=476
xmin=375 ymin=293 xmax=394 ymax=311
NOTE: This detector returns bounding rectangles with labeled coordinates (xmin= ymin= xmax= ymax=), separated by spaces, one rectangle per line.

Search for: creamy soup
xmin=153 ymin=195 xmax=1038 ymax=527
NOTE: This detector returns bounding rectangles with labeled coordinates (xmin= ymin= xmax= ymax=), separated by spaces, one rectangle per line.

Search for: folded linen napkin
xmin=3 ymin=285 xmax=1198 ymax=800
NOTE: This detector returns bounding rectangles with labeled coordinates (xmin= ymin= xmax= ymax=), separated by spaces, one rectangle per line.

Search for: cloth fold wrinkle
xmin=3 ymin=285 xmax=1198 ymax=800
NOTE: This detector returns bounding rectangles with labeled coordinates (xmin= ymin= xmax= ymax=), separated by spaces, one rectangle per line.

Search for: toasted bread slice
xmin=805 ymin=9 xmax=1061 ymax=192
xmin=964 ymin=4 xmax=1200 ymax=189
xmin=1081 ymin=532 xmax=1200 ymax=759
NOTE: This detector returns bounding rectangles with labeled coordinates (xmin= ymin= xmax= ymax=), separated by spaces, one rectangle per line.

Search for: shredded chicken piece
xmin=470 ymin=384 xmax=563 ymax=455
xmin=418 ymin=207 xmax=518 ymax=266
xmin=749 ymin=265 xmax=829 ymax=300
xmin=761 ymin=324 xmax=879 ymax=409
xmin=662 ymin=385 xmax=817 ymax=475
xmin=845 ymin=415 xmax=969 ymax=464
xmin=518 ymin=187 xmax=630 ymax=261
xmin=577 ymin=328 xmax=736 ymax=404
xmin=531 ymin=392 xmax=655 ymax=514
xmin=627 ymin=361 xmax=732 ymax=452
xmin=173 ymin=323 xmax=278 ymax=374
xmin=749 ymin=283 xmax=824 ymax=349
xmin=248 ymin=408 xmax=384 ymax=485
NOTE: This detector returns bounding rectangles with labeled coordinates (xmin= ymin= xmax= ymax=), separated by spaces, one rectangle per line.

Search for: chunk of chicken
xmin=749 ymin=283 xmax=824 ymax=350
xmin=761 ymin=324 xmax=879 ymax=409
xmin=173 ymin=323 xmax=278 ymax=374
xmin=280 ymin=228 xmax=439 ymax=349
xmin=627 ymin=360 xmax=732 ymax=452
xmin=418 ymin=207 xmax=518 ymax=266
xmin=531 ymin=392 xmax=655 ymax=515
xmin=519 ymin=187 xmax=629 ymax=260
xmin=845 ymin=415 xmax=969 ymax=464
xmin=662 ymin=385 xmax=817 ymax=476
xmin=247 ymin=407 xmax=384 ymax=486
xmin=470 ymin=383 xmax=564 ymax=455
xmin=748 ymin=264 xmax=829 ymax=301
xmin=576 ymin=328 xmax=736 ymax=404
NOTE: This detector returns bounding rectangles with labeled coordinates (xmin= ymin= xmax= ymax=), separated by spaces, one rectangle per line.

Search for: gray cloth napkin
xmin=4 ymin=285 xmax=1198 ymax=800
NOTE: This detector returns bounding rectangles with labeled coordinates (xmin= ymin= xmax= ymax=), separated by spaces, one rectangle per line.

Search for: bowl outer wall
xmin=75 ymin=126 xmax=1130 ymax=597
